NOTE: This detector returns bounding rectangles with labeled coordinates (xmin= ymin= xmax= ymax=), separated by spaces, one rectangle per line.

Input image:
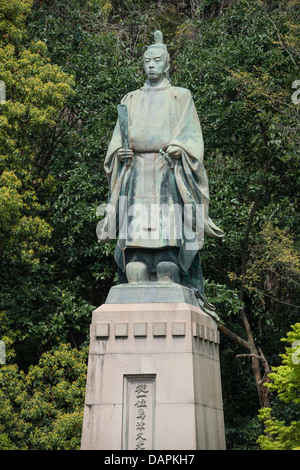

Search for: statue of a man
xmin=98 ymin=31 xmax=224 ymax=315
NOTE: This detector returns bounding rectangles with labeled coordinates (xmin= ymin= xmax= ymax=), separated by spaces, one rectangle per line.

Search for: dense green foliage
xmin=0 ymin=342 xmax=87 ymax=449
xmin=0 ymin=0 xmax=299 ymax=449
xmin=257 ymin=323 xmax=300 ymax=450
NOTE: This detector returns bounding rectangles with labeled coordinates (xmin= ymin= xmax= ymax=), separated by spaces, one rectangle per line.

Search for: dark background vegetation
xmin=0 ymin=0 xmax=299 ymax=450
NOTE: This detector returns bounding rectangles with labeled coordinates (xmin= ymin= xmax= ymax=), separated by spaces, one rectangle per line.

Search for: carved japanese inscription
xmin=122 ymin=375 xmax=156 ymax=450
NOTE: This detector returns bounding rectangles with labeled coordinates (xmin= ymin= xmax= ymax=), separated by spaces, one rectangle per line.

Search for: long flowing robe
xmin=97 ymin=78 xmax=224 ymax=314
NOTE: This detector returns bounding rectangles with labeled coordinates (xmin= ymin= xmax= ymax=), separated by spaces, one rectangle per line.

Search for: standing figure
xmin=98 ymin=31 xmax=224 ymax=316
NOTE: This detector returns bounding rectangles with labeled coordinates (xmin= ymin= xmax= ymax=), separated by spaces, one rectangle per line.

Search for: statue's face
xmin=144 ymin=48 xmax=169 ymax=83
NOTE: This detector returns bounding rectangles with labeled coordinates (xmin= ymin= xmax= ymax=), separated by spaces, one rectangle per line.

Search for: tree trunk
xmin=220 ymin=319 xmax=272 ymax=408
xmin=218 ymin=123 xmax=274 ymax=406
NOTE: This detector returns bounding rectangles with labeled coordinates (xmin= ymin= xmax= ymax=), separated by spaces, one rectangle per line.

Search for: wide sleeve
xmin=171 ymin=90 xmax=224 ymax=239
xmin=169 ymin=90 xmax=204 ymax=162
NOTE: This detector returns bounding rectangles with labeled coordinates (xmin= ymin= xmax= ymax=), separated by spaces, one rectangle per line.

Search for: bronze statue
xmin=97 ymin=31 xmax=224 ymax=316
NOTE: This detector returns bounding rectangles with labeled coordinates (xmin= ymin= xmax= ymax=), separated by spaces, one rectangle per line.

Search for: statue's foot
xmin=126 ymin=262 xmax=149 ymax=283
xmin=157 ymin=261 xmax=180 ymax=283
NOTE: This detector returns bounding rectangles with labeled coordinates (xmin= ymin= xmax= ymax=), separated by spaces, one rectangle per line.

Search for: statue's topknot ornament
xmin=151 ymin=30 xmax=166 ymax=48
xmin=145 ymin=30 xmax=170 ymax=75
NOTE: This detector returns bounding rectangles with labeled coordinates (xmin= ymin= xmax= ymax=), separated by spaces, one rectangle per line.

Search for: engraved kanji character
xmin=135 ymin=384 xmax=148 ymax=397
xmin=136 ymin=433 xmax=146 ymax=450
xmin=135 ymin=397 xmax=147 ymax=408
xmin=136 ymin=439 xmax=146 ymax=450
xmin=136 ymin=420 xmax=146 ymax=431
xmin=136 ymin=408 xmax=146 ymax=420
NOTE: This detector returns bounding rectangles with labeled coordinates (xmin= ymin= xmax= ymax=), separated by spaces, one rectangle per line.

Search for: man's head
xmin=143 ymin=31 xmax=170 ymax=84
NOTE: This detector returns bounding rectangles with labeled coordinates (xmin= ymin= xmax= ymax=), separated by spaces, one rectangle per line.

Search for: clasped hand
xmin=166 ymin=145 xmax=181 ymax=159
xmin=117 ymin=145 xmax=181 ymax=162
xmin=117 ymin=148 xmax=134 ymax=162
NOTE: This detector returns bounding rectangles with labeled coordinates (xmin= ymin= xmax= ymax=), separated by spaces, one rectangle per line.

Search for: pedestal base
xmin=81 ymin=285 xmax=226 ymax=450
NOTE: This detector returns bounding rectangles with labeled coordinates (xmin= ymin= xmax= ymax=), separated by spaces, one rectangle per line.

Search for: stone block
xmin=153 ymin=321 xmax=167 ymax=336
xmin=172 ymin=321 xmax=186 ymax=336
xmin=115 ymin=322 xmax=128 ymax=337
xmin=81 ymin=285 xmax=226 ymax=450
xmin=95 ymin=322 xmax=110 ymax=338
xmin=134 ymin=322 xmax=147 ymax=337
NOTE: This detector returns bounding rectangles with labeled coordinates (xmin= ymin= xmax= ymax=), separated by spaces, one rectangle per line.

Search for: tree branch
xmin=218 ymin=323 xmax=249 ymax=350
xmin=236 ymin=353 xmax=262 ymax=360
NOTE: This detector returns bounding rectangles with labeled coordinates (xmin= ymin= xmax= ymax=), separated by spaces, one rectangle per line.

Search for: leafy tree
xmin=0 ymin=343 xmax=87 ymax=450
xmin=0 ymin=0 xmax=74 ymax=265
xmin=0 ymin=0 xmax=90 ymax=367
xmin=257 ymin=323 xmax=300 ymax=450
xmin=173 ymin=0 xmax=299 ymax=444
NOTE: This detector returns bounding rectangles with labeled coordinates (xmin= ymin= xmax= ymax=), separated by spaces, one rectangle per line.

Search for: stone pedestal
xmin=81 ymin=283 xmax=226 ymax=450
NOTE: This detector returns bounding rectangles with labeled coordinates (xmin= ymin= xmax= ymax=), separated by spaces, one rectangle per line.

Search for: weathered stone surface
xmin=81 ymin=297 xmax=226 ymax=450
xmin=105 ymin=281 xmax=200 ymax=307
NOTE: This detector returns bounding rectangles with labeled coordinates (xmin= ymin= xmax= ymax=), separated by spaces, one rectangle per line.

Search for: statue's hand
xmin=117 ymin=148 xmax=134 ymax=162
xmin=166 ymin=145 xmax=181 ymax=159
